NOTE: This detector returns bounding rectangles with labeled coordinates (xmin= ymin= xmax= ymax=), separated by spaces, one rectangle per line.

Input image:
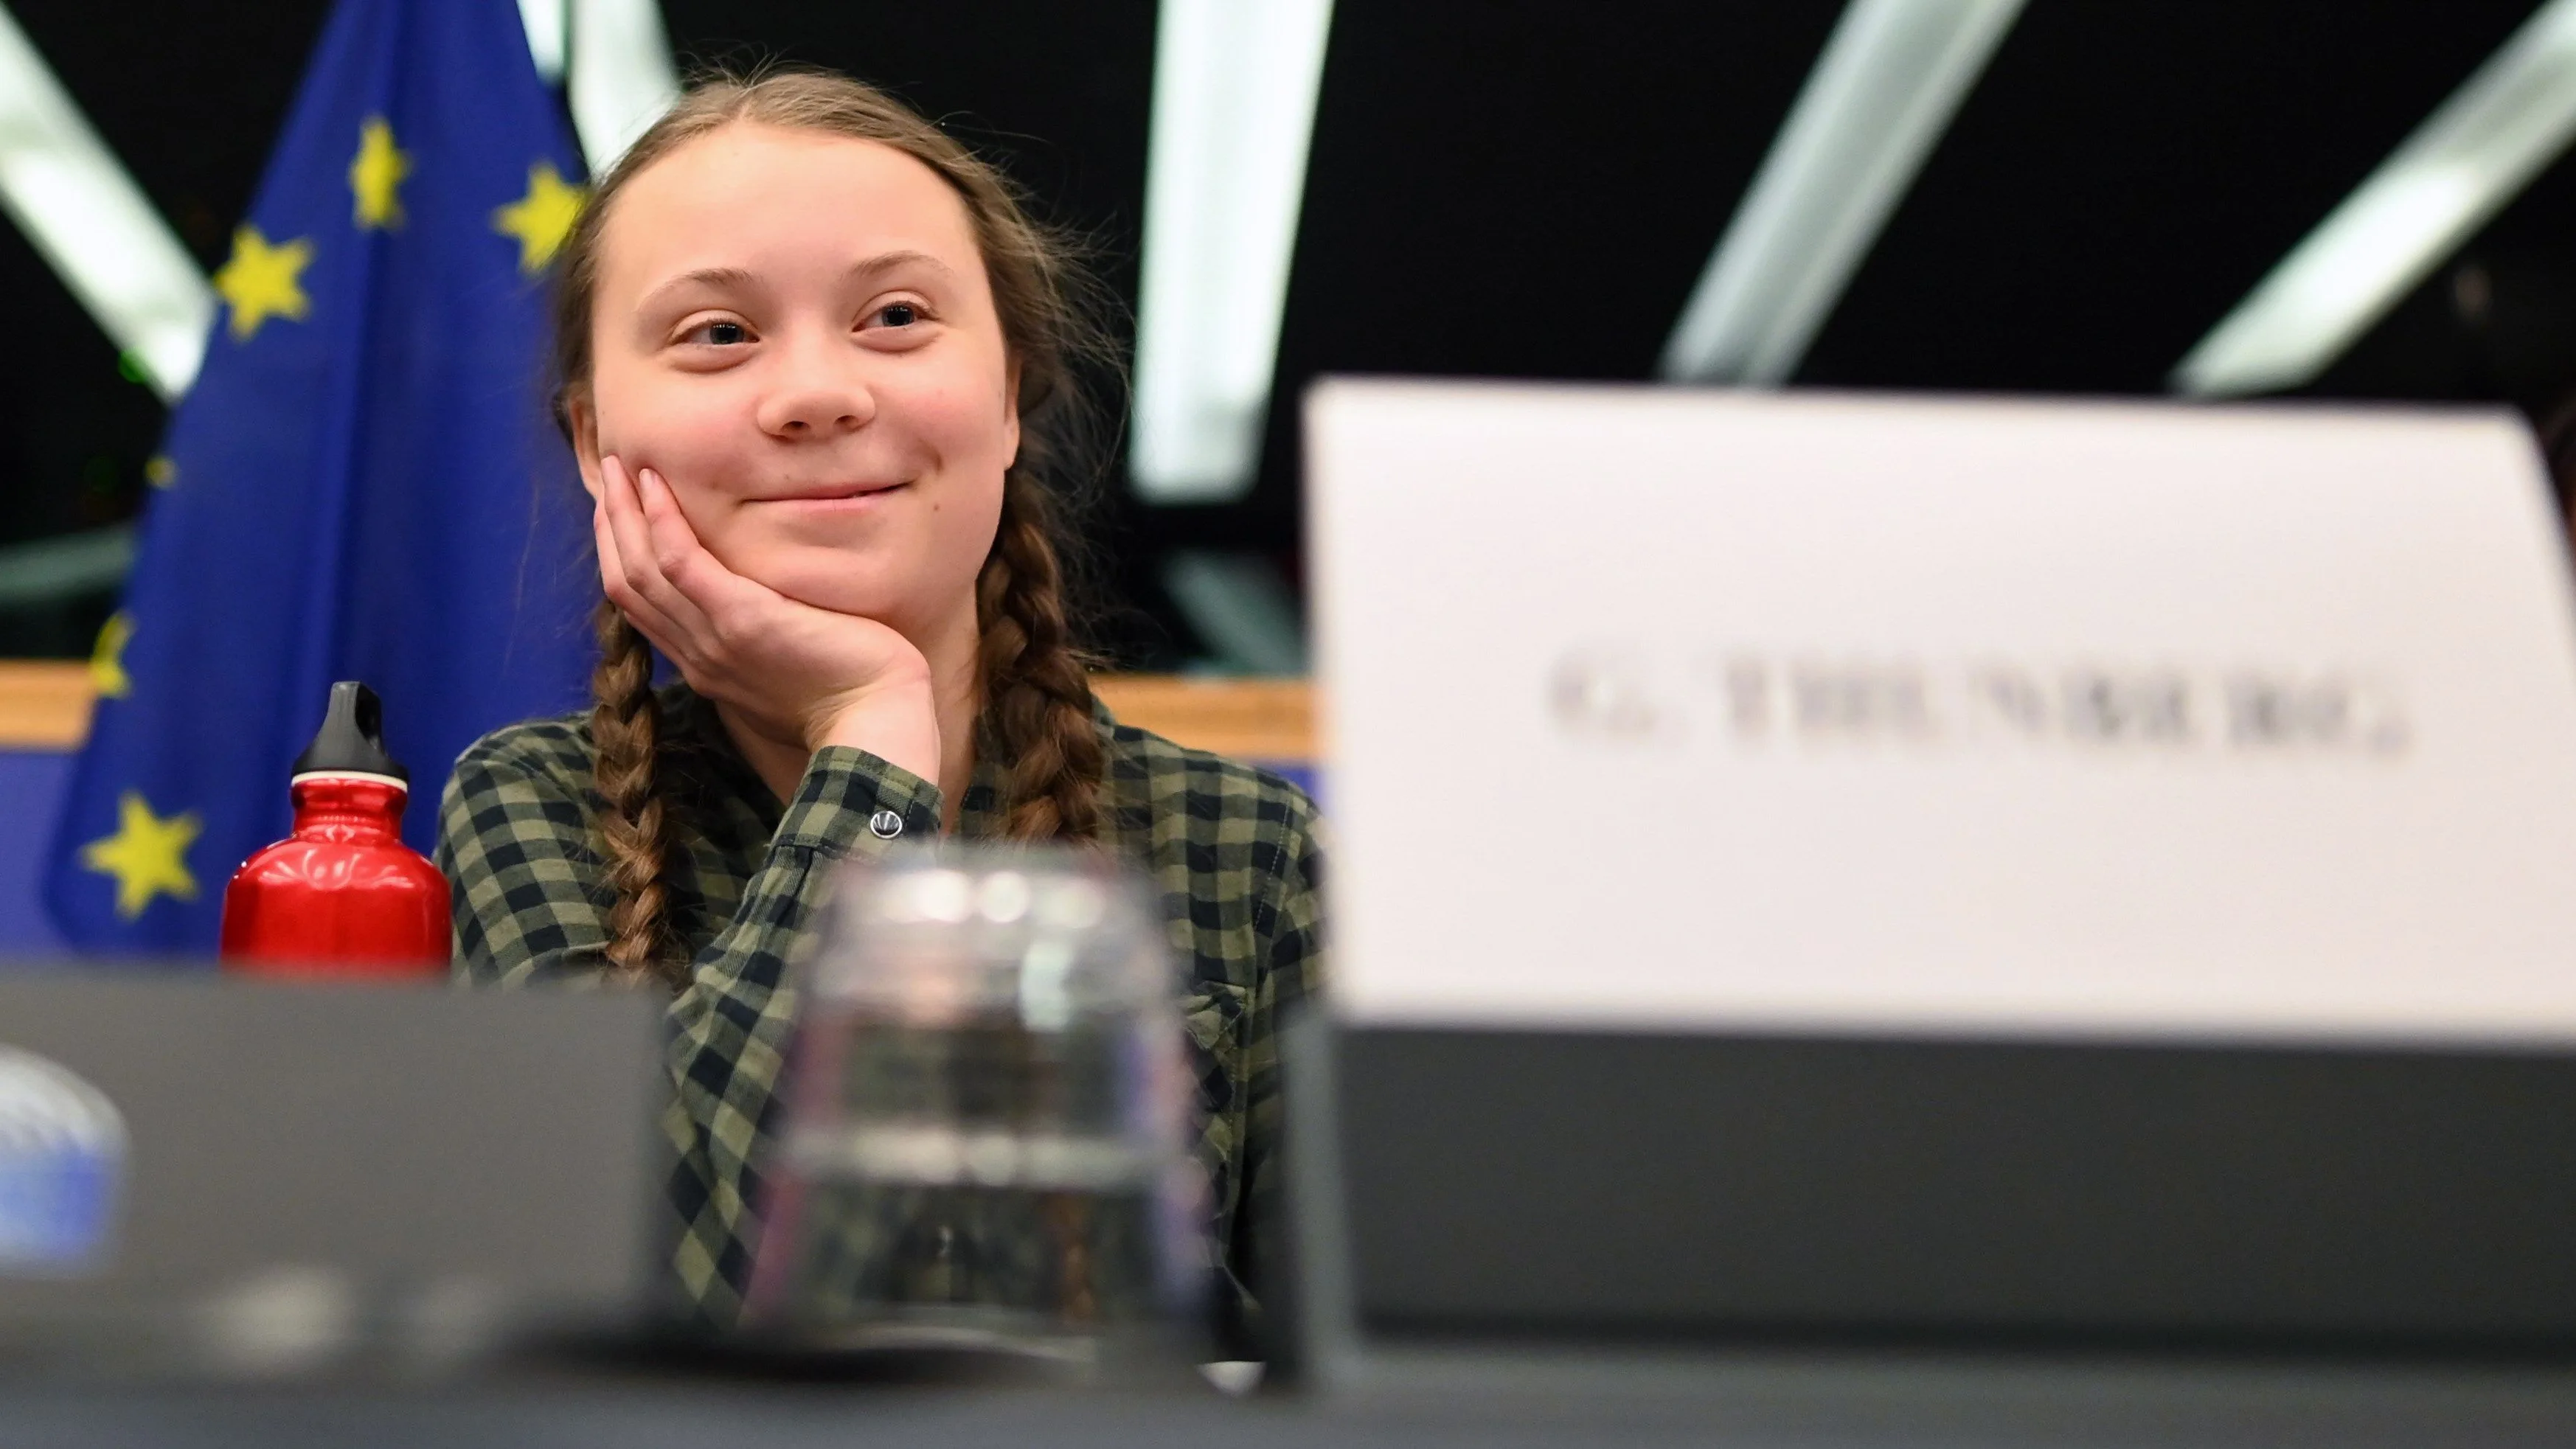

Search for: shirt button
xmin=869 ymin=809 xmax=904 ymax=839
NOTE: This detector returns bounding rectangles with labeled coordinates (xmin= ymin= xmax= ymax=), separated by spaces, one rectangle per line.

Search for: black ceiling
xmin=1803 ymin=1 xmax=2549 ymax=394
xmin=2 ymin=1 xmax=2571 ymax=662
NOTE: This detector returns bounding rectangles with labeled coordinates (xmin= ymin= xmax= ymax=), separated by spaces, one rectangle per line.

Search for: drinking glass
xmin=742 ymin=847 xmax=1208 ymax=1367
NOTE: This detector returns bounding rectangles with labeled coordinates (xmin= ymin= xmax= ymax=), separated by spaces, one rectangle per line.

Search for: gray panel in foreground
xmin=1330 ymin=1026 xmax=2576 ymax=1347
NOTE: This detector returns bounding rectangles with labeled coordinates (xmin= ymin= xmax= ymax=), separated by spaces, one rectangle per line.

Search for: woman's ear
xmin=566 ymin=392 xmax=605 ymax=501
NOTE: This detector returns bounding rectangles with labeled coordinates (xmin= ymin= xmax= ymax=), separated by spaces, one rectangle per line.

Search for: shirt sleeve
xmin=436 ymin=734 xmax=942 ymax=1324
xmin=1224 ymin=790 xmax=1327 ymax=1355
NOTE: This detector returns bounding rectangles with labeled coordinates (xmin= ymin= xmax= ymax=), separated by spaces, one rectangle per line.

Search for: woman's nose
xmin=757 ymin=339 xmax=877 ymax=437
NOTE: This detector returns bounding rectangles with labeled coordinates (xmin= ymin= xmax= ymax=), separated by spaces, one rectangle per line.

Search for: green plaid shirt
xmin=434 ymin=683 xmax=1324 ymax=1348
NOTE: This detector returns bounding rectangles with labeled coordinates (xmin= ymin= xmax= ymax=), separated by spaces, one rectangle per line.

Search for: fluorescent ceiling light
xmin=2175 ymin=0 xmax=2576 ymax=397
xmin=1660 ymin=0 xmax=2024 ymax=386
xmin=1131 ymin=0 xmax=1336 ymax=503
xmin=1162 ymin=549 xmax=1308 ymax=675
xmin=566 ymin=0 xmax=678 ymax=175
xmin=518 ymin=0 xmax=569 ymax=87
xmin=0 ymin=2 xmax=213 ymax=399
xmin=0 ymin=524 xmax=133 ymax=607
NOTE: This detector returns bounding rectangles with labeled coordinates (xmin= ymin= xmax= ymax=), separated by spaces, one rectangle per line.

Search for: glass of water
xmin=741 ymin=847 xmax=1208 ymax=1368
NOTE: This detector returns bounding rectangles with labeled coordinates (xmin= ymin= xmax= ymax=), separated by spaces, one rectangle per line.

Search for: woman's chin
xmin=771 ymin=576 xmax=901 ymax=619
xmin=705 ymin=543 xmax=894 ymax=617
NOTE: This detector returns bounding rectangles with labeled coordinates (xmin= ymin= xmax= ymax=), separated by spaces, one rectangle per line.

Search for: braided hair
xmin=549 ymin=70 xmax=1117 ymax=985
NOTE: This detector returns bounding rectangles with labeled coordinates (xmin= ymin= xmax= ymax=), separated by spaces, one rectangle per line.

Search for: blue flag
xmin=44 ymin=0 xmax=597 ymax=950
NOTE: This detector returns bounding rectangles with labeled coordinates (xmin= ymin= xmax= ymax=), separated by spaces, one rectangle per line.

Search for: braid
xmin=589 ymin=599 xmax=684 ymax=987
xmin=977 ymin=472 xmax=1105 ymax=842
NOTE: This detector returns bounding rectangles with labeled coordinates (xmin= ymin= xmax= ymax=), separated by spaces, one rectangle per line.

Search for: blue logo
xmin=0 ymin=1049 xmax=125 ymax=1272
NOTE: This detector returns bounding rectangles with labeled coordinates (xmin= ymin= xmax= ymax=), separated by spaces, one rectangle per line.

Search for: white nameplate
xmin=1310 ymin=381 xmax=2576 ymax=1044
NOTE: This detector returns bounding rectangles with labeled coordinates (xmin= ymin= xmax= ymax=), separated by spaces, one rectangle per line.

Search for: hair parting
xmin=551 ymin=68 xmax=1118 ymax=982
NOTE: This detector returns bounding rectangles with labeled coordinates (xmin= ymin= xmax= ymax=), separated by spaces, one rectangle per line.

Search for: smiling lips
xmin=758 ymin=479 xmax=910 ymax=504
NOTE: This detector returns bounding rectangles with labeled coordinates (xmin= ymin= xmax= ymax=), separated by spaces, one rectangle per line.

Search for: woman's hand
xmin=591 ymin=453 xmax=940 ymax=784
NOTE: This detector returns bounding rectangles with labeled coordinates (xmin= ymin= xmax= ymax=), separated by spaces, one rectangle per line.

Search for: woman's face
xmin=574 ymin=123 xmax=1018 ymax=634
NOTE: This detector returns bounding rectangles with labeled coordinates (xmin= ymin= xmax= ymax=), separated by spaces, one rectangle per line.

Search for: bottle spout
xmin=290 ymin=681 xmax=409 ymax=785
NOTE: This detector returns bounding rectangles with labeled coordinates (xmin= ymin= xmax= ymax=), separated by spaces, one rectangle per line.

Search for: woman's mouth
xmin=757 ymin=479 xmax=912 ymax=510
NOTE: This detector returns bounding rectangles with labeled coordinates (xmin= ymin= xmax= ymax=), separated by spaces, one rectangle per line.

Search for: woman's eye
xmin=702 ymin=320 xmax=748 ymax=345
xmin=875 ymin=302 xmax=919 ymax=328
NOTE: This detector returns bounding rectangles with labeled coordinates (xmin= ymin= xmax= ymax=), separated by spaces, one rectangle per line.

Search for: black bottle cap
xmin=290 ymin=681 xmax=409 ymax=784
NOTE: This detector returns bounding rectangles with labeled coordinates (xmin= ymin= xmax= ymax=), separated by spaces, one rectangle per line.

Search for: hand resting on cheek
xmin=591 ymin=452 xmax=942 ymax=787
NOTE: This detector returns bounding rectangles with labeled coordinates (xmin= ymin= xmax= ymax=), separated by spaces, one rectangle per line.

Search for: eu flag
xmin=44 ymin=0 xmax=597 ymax=949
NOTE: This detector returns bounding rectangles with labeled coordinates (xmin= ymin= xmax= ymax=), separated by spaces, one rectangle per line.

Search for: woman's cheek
xmin=610 ymin=408 xmax=749 ymax=535
xmin=663 ymin=464 xmax=762 ymax=572
xmin=892 ymin=359 xmax=1013 ymax=465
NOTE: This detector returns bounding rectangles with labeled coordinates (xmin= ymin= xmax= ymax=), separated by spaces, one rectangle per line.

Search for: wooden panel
xmin=1091 ymin=675 xmax=1313 ymax=762
xmin=0 ymin=664 xmax=1316 ymax=764
xmin=0 ymin=663 xmax=91 ymax=751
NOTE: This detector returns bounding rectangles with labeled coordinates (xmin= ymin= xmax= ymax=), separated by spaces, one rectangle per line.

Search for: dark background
xmin=5 ymin=0 xmax=2572 ymax=664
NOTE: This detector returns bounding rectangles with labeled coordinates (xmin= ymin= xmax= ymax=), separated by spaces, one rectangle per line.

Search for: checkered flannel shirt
xmin=434 ymin=682 xmax=1325 ymax=1348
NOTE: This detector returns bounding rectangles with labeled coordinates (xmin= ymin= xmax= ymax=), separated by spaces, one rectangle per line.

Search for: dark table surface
xmin=11 ymin=1345 xmax=2576 ymax=1448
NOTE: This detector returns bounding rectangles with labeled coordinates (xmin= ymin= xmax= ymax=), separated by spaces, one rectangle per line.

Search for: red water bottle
xmin=220 ymin=681 xmax=450 ymax=977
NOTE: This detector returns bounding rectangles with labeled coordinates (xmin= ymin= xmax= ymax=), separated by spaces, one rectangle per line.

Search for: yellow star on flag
xmin=79 ymin=791 xmax=201 ymax=920
xmin=493 ymin=161 xmax=585 ymax=275
xmin=348 ymin=117 xmax=412 ymax=229
xmin=213 ymin=226 xmax=314 ymax=341
xmin=88 ymin=611 xmax=133 ymax=699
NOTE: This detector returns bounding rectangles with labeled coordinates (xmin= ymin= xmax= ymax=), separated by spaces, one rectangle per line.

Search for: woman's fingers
xmin=593 ymin=461 xmax=703 ymax=673
xmin=631 ymin=466 xmax=780 ymax=625
xmin=591 ymin=493 xmax=687 ymax=649
xmin=595 ymin=456 xmax=810 ymax=697
xmin=597 ymin=455 xmax=715 ymax=641
xmin=591 ymin=495 xmax=653 ymax=619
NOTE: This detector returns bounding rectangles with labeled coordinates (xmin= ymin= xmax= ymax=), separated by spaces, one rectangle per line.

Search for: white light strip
xmin=1131 ymin=0 xmax=1336 ymax=503
xmin=0 ymin=2 xmax=212 ymax=399
xmin=1162 ymin=549 xmax=1308 ymax=674
xmin=0 ymin=524 xmax=134 ymax=606
xmin=518 ymin=0 xmax=569 ymax=87
xmin=567 ymin=0 xmax=679 ymax=176
xmin=1659 ymin=0 xmax=2024 ymax=386
xmin=2175 ymin=0 xmax=2576 ymax=397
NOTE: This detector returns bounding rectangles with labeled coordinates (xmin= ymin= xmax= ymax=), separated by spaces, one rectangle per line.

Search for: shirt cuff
xmin=772 ymin=746 xmax=943 ymax=858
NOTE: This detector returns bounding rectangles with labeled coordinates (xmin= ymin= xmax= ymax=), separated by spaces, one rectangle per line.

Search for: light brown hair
xmin=550 ymin=69 xmax=1114 ymax=987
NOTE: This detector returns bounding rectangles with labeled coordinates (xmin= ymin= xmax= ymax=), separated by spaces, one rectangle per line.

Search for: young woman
xmin=434 ymin=71 xmax=1322 ymax=1352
